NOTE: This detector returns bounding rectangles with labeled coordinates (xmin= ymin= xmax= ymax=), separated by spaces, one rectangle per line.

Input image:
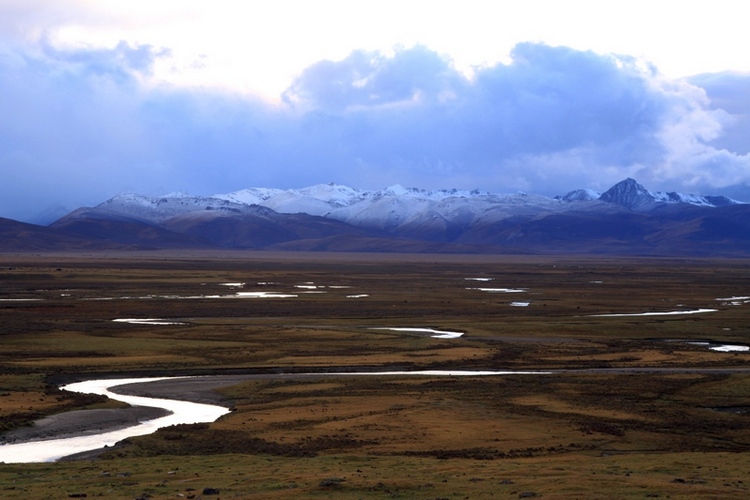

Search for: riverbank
xmin=8 ymin=366 xmax=750 ymax=461
xmin=0 ymin=376 xmax=240 ymax=462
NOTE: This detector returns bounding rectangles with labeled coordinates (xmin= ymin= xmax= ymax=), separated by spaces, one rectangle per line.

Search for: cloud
xmin=689 ymin=72 xmax=750 ymax=155
xmin=284 ymin=45 xmax=467 ymax=111
xmin=283 ymin=43 xmax=750 ymax=194
xmin=0 ymin=41 xmax=178 ymax=221
xmin=1 ymin=40 xmax=750 ymax=223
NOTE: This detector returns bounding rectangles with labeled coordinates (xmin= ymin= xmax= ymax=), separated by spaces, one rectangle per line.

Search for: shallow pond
xmin=591 ymin=308 xmax=717 ymax=317
xmin=688 ymin=341 xmax=750 ymax=352
xmin=370 ymin=327 xmax=465 ymax=339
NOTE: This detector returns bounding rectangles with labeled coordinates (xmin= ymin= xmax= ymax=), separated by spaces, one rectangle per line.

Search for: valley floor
xmin=1 ymin=251 xmax=750 ymax=498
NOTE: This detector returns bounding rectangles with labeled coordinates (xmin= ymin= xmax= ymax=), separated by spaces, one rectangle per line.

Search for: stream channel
xmin=0 ymin=370 xmax=550 ymax=463
xmin=3 ymin=362 xmax=750 ymax=464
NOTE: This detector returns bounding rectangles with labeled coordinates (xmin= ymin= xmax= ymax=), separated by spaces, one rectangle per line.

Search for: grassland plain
xmin=0 ymin=250 xmax=749 ymax=498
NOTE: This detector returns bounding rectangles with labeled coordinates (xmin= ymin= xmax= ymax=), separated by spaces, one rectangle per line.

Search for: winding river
xmin=0 ymin=377 xmax=230 ymax=463
xmin=2 ymin=363 xmax=749 ymax=464
xmin=0 ymin=370 xmax=550 ymax=464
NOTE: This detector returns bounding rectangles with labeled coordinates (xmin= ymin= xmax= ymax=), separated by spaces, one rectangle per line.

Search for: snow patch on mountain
xmin=297 ymin=183 xmax=365 ymax=204
xmin=557 ymin=189 xmax=601 ymax=202
xmin=598 ymin=178 xmax=742 ymax=210
xmin=82 ymin=179 xmax=744 ymax=231
xmin=215 ymin=187 xmax=283 ymax=206
xmin=95 ymin=193 xmax=263 ymax=223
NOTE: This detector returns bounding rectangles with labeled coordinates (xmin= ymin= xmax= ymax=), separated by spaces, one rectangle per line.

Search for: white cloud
xmin=4 ymin=0 xmax=750 ymax=100
xmin=2 ymin=37 xmax=750 ymax=224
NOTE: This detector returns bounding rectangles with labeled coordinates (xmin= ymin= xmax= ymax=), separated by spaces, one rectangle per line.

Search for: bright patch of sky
xmin=2 ymin=0 xmax=750 ymax=222
xmin=17 ymin=1 xmax=747 ymax=99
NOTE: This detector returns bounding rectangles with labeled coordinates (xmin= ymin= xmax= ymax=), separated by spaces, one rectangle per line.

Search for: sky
xmin=2 ymin=0 xmax=750 ymax=223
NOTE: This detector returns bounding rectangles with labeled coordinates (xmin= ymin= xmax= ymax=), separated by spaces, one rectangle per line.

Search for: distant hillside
xmin=1 ymin=179 xmax=747 ymax=256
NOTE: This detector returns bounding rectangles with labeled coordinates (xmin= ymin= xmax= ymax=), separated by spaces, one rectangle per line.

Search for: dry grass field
xmin=1 ymin=251 xmax=750 ymax=498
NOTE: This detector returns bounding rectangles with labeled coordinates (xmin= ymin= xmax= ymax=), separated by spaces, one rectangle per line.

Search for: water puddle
xmin=711 ymin=406 xmax=750 ymax=415
xmin=710 ymin=345 xmax=750 ymax=352
xmin=658 ymin=339 xmax=749 ymax=353
xmin=716 ymin=296 xmax=750 ymax=306
xmin=113 ymin=318 xmax=188 ymax=326
xmin=688 ymin=342 xmax=749 ymax=352
xmin=371 ymin=327 xmax=465 ymax=339
xmin=510 ymin=302 xmax=530 ymax=307
xmin=88 ymin=291 xmax=300 ymax=300
xmin=467 ymin=288 xmax=527 ymax=293
xmin=337 ymin=370 xmax=551 ymax=376
xmin=590 ymin=309 xmax=717 ymax=317
xmin=235 ymin=292 xmax=298 ymax=298
xmin=74 ymin=283 xmax=382 ymax=301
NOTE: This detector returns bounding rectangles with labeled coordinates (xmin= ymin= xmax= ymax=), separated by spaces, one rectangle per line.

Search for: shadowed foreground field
xmin=1 ymin=251 xmax=750 ymax=498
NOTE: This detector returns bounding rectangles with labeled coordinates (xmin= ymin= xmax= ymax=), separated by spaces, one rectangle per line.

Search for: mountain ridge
xmin=1 ymin=179 xmax=747 ymax=255
xmin=73 ymin=178 xmax=743 ymax=226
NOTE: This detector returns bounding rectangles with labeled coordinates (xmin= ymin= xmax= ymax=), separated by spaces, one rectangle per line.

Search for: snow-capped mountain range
xmin=3 ymin=179 xmax=747 ymax=255
xmin=83 ymin=178 xmax=742 ymax=229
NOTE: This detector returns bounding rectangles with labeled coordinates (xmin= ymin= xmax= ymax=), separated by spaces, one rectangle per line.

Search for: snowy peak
xmin=654 ymin=191 xmax=738 ymax=208
xmin=384 ymin=184 xmax=409 ymax=196
xmin=558 ymin=188 xmax=601 ymax=202
xmin=215 ymin=187 xmax=283 ymax=206
xmin=79 ymin=178 xmax=743 ymax=229
xmin=599 ymin=178 xmax=655 ymax=209
xmin=702 ymin=195 xmax=739 ymax=207
xmin=295 ymin=183 xmax=364 ymax=203
xmin=35 ymin=178 xmax=750 ymax=256
xmin=366 ymin=185 xmax=492 ymax=201
xmin=597 ymin=178 xmax=742 ymax=210
xmin=90 ymin=192 xmax=266 ymax=223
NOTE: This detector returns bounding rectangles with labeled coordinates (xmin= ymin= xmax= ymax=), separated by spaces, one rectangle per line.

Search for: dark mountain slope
xmin=50 ymin=210 xmax=215 ymax=249
xmin=2 ymin=178 xmax=747 ymax=256
xmin=161 ymin=210 xmax=389 ymax=249
xmin=0 ymin=217 xmax=111 ymax=251
xmin=456 ymin=211 xmax=658 ymax=254
xmin=599 ymin=178 xmax=657 ymax=210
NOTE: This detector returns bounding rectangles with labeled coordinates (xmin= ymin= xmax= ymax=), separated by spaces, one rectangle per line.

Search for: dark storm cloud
xmin=281 ymin=43 xmax=730 ymax=190
xmin=0 ymin=41 xmax=173 ymax=221
xmin=464 ymin=44 xmax=665 ymax=161
xmin=1 ymin=41 xmax=749 ymax=223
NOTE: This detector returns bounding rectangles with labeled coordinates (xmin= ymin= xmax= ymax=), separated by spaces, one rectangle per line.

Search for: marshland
xmin=1 ymin=251 xmax=750 ymax=498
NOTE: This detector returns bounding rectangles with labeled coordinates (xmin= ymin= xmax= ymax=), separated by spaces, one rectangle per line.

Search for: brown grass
xmin=1 ymin=251 xmax=750 ymax=498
